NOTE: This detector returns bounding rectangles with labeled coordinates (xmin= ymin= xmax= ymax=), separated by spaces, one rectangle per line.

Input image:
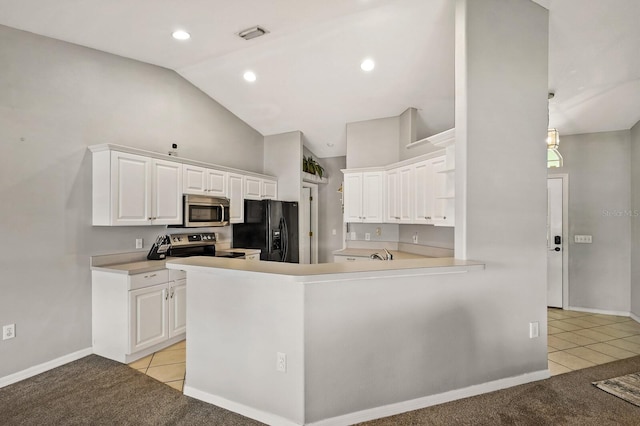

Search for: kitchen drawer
xmin=169 ymin=269 xmax=187 ymax=280
xmin=333 ymin=255 xmax=372 ymax=262
xmin=129 ymin=269 xmax=169 ymax=290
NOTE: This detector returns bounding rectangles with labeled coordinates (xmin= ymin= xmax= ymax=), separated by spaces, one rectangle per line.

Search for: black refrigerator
xmin=232 ymin=199 xmax=299 ymax=263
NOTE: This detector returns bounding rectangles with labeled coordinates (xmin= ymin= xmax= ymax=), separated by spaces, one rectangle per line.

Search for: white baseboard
xmin=631 ymin=312 xmax=640 ymax=323
xmin=184 ymin=386 xmax=301 ymax=426
xmin=0 ymin=347 xmax=92 ymax=389
xmin=567 ymin=306 xmax=631 ymax=317
xmin=308 ymin=369 xmax=550 ymax=426
xmin=186 ymin=369 xmax=549 ymax=426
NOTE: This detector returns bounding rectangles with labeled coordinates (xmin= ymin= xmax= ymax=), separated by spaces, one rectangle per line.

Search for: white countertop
xmin=90 ymin=249 xmax=261 ymax=275
xmin=166 ymin=256 xmax=484 ymax=281
xmin=333 ymin=248 xmax=430 ymax=260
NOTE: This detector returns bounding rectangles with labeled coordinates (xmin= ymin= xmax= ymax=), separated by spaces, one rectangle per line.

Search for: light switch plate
xmin=574 ymin=235 xmax=592 ymax=244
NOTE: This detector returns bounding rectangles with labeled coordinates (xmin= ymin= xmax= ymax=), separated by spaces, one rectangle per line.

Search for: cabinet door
xmin=169 ymin=279 xmax=187 ymax=337
xmin=262 ymin=179 xmax=278 ymax=199
xmin=228 ymin=173 xmax=244 ymax=223
xmin=206 ymin=169 xmax=227 ymax=197
xmin=398 ymin=166 xmax=414 ymax=223
xmin=413 ymin=160 xmax=434 ymax=224
xmin=152 ymin=159 xmax=183 ymax=225
xmin=343 ymin=173 xmax=363 ymax=222
xmin=111 ymin=151 xmax=151 ymax=225
xmin=385 ymin=169 xmax=399 ymax=223
xmin=362 ymin=172 xmax=383 ymax=222
xmin=129 ymin=284 xmax=168 ymax=353
xmin=431 ymin=156 xmax=449 ymax=225
xmin=183 ymin=164 xmax=207 ymax=195
xmin=244 ymin=176 xmax=262 ymax=199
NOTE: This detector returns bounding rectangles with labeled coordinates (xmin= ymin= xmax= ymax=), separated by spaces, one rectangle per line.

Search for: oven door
xmin=183 ymin=196 xmax=229 ymax=227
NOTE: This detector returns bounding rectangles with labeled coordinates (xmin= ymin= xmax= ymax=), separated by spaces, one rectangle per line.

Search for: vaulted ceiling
xmin=1 ymin=0 xmax=638 ymax=157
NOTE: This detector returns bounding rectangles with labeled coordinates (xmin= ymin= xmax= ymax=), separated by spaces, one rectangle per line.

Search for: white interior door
xmin=547 ymin=177 xmax=563 ymax=308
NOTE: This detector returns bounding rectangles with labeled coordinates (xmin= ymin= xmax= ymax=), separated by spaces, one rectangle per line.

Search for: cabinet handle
xmin=165 ymin=291 xmax=169 ymax=300
xmin=144 ymin=273 xmax=157 ymax=279
xmin=170 ymin=288 xmax=175 ymax=299
xmin=347 ymin=258 xmax=356 ymax=261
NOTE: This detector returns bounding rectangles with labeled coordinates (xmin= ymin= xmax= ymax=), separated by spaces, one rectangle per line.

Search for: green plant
xmin=303 ymin=156 xmax=324 ymax=178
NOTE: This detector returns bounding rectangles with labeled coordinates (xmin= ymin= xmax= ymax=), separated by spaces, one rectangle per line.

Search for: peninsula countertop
xmin=166 ymin=256 xmax=484 ymax=281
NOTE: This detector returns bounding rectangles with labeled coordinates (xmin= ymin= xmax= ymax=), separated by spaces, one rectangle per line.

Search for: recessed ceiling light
xmin=172 ymin=30 xmax=191 ymax=40
xmin=243 ymin=71 xmax=257 ymax=82
xmin=360 ymin=58 xmax=375 ymax=72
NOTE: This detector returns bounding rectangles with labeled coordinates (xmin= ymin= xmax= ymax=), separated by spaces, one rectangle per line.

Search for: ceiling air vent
xmin=238 ymin=26 xmax=269 ymax=40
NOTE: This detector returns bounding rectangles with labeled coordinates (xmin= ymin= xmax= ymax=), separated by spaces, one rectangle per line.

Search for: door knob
xmin=554 ymin=247 xmax=561 ymax=252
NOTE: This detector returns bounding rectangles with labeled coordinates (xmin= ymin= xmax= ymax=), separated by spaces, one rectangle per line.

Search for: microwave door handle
xmin=220 ymin=203 xmax=227 ymax=223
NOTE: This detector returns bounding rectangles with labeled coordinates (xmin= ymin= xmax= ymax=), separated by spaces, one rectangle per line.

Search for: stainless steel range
xmin=167 ymin=233 xmax=244 ymax=258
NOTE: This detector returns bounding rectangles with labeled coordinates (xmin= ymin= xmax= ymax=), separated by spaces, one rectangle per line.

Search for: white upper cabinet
xmin=89 ymin=144 xmax=277 ymax=227
xmin=432 ymin=155 xmax=455 ymax=227
xmin=151 ymin=159 xmax=183 ymax=225
xmin=183 ymin=164 xmax=227 ymax=197
xmin=94 ymin=151 xmax=182 ymax=226
xmin=385 ymin=166 xmax=413 ymax=224
xmin=244 ymin=176 xmax=278 ymax=200
xmin=343 ymin=171 xmax=383 ymax=223
xmin=413 ymin=160 xmax=435 ymax=224
xmin=227 ymin=172 xmax=244 ymax=224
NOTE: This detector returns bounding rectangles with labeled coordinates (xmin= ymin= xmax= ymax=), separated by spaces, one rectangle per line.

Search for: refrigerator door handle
xmin=281 ymin=217 xmax=288 ymax=262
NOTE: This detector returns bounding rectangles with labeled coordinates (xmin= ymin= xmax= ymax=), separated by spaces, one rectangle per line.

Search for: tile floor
xmin=547 ymin=308 xmax=640 ymax=375
xmin=128 ymin=340 xmax=186 ymax=391
xmin=128 ymin=310 xmax=640 ymax=391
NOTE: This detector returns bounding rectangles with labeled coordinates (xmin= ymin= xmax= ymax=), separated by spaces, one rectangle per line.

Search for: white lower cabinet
xmin=92 ymin=269 xmax=186 ymax=363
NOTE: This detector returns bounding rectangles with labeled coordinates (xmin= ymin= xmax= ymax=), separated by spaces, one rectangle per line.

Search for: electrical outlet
xmin=529 ymin=321 xmax=539 ymax=338
xmin=350 ymin=231 xmax=356 ymax=240
xmin=376 ymin=227 xmax=381 ymax=236
xmin=135 ymin=238 xmax=143 ymax=249
xmin=3 ymin=324 xmax=15 ymax=340
xmin=412 ymin=233 xmax=418 ymax=244
xmin=276 ymin=352 xmax=287 ymax=372
xmin=365 ymin=233 xmax=371 ymax=241
xmin=332 ymin=229 xmax=337 ymax=236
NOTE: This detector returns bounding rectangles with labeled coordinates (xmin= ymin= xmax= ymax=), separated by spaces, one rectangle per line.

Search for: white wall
xmin=630 ymin=121 xmax=640 ymax=318
xmin=553 ymin=131 xmax=631 ymax=313
xmin=264 ymin=131 xmax=303 ymax=202
xmin=454 ymin=0 xmax=549 ymax=368
xmin=0 ymin=25 xmax=263 ymax=379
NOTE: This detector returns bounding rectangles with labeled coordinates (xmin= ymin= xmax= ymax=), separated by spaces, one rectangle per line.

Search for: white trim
xmin=567 ymin=306 xmax=631 ymax=317
xmin=0 ymin=347 xmax=92 ymax=389
xmin=186 ymin=369 xmax=548 ymax=426
xmin=308 ymin=369 xmax=549 ymax=426
xmin=631 ymin=312 xmax=640 ymax=323
xmin=184 ymin=386 xmax=301 ymax=426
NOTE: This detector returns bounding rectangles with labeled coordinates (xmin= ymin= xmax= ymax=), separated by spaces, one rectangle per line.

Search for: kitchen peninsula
xmin=166 ymin=256 xmax=485 ymax=425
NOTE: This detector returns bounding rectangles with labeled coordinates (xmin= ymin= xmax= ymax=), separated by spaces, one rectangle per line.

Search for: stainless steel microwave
xmin=181 ymin=195 xmax=229 ymax=227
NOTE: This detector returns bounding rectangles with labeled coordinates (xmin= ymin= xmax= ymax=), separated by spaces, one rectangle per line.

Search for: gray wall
xmin=631 ymin=121 xmax=640 ymax=318
xmin=553 ymin=131 xmax=631 ymax=313
xmin=264 ymin=131 xmax=303 ymax=202
xmin=317 ymin=156 xmax=347 ymax=263
xmin=346 ymin=116 xmax=400 ymax=168
xmin=0 ymin=25 xmax=263 ymax=378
